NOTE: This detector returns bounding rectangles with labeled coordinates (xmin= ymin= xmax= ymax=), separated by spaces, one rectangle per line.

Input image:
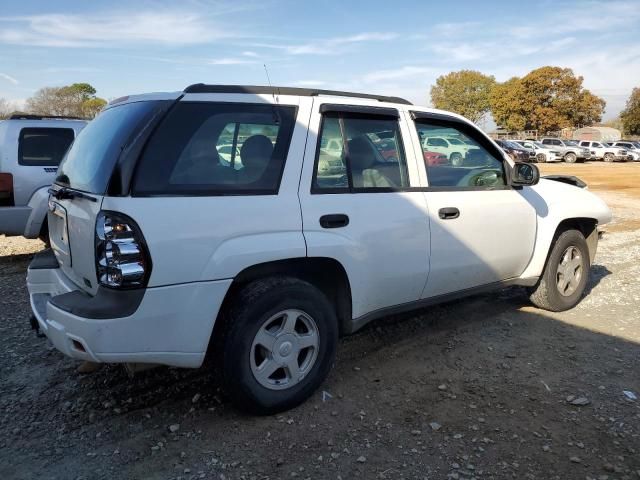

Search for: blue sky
xmin=1 ymin=0 xmax=638 ymax=121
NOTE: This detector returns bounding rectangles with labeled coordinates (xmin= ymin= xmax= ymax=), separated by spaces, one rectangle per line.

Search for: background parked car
xmin=495 ymin=139 xmax=533 ymax=162
xmin=0 ymin=114 xmax=86 ymax=240
xmin=540 ymin=138 xmax=592 ymax=163
xmin=577 ymin=140 xmax=627 ymax=162
xmin=422 ymin=150 xmax=448 ymax=166
xmin=421 ymin=136 xmax=479 ymax=166
xmin=611 ymin=141 xmax=640 ymax=161
xmin=512 ymin=140 xmax=562 ymax=163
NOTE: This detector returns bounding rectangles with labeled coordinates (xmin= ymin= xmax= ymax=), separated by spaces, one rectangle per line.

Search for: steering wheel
xmin=456 ymin=169 xmax=503 ymax=187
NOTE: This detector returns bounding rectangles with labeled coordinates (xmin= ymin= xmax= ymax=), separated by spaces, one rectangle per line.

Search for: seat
xmin=238 ymin=135 xmax=274 ymax=185
xmin=347 ymin=136 xmax=394 ymax=188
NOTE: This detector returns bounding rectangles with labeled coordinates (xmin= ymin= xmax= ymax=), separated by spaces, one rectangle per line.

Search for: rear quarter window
xmin=133 ymin=102 xmax=297 ymax=196
xmin=18 ymin=128 xmax=75 ymax=166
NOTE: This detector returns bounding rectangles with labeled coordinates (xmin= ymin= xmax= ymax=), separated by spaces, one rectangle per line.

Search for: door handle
xmin=320 ymin=214 xmax=349 ymax=229
xmin=438 ymin=207 xmax=460 ymax=220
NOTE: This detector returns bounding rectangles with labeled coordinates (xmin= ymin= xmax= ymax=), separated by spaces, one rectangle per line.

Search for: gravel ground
xmin=1 ymin=163 xmax=639 ymax=480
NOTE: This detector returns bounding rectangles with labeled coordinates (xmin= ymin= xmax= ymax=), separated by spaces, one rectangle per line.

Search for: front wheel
xmin=221 ymin=277 xmax=338 ymax=414
xmin=564 ymin=152 xmax=577 ymax=163
xmin=450 ymin=152 xmax=463 ymax=166
xmin=603 ymin=153 xmax=614 ymax=162
xmin=529 ymin=229 xmax=590 ymax=311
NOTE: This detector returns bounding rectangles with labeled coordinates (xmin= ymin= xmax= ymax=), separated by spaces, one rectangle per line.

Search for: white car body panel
xmin=299 ymin=98 xmax=430 ymax=319
xmin=519 ymin=178 xmax=612 ymax=279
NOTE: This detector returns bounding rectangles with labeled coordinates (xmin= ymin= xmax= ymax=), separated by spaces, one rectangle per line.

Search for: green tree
xmin=25 ymin=83 xmax=107 ymax=118
xmin=490 ymin=66 xmax=606 ymax=133
xmin=430 ymin=70 xmax=496 ymax=123
xmin=620 ymin=87 xmax=640 ymax=135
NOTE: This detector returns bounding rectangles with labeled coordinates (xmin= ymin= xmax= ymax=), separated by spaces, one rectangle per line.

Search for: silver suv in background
xmin=0 ymin=115 xmax=86 ymax=240
xmin=540 ymin=138 xmax=591 ymax=163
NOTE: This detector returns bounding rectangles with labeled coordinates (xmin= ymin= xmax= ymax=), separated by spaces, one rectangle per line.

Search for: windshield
xmin=533 ymin=141 xmax=546 ymax=148
xmin=56 ymin=101 xmax=162 ymax=193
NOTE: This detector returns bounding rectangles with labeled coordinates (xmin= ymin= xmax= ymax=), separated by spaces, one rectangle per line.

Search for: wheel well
xmin=214 ymin=257 xmax=353 ymax=339
xmin=555 ymin=217 xmax=597 ymax=239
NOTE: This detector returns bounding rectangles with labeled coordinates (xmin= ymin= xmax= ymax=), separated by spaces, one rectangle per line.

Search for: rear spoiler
xmin=542 ymin=175 xmax=587 ymax=189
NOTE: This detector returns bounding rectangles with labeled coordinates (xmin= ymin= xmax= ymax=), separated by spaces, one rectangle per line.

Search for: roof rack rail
xmin=183 ymin=84 xmax=412 ymax=105
xmin=8 ymin=113 xmax=85 ymax=121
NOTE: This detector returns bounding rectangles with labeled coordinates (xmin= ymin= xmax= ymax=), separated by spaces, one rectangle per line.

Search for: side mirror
xmin=511 ymin=162 xmax=539 ymax=186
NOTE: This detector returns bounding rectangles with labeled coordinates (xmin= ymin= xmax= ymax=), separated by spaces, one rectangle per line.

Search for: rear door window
xmin=312 ymin=113 xmax=409 ymax=192
xmin=18 ymin=128 xmax=75 ymax=166
xmin=134 ymin=102 xmax=297 ymax=195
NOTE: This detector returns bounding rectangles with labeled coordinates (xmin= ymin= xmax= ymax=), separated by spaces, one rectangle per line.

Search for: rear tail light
xmin=0 ymin=173 xmax=14 ymax=207
xmin=95 ymin=211 xmax=151 ymax=289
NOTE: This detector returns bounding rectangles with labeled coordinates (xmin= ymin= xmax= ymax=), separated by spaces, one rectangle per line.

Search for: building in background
xmin=572 ymin=126 xmax=622 ymax=142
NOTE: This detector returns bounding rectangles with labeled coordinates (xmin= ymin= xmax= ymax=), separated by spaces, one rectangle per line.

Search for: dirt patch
xmin=1 ymin=163 xmax=639 ymax=480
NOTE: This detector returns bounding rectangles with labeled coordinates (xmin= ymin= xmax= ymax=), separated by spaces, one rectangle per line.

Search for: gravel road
xmin=1 ymin=163 xmax=639 ymax=480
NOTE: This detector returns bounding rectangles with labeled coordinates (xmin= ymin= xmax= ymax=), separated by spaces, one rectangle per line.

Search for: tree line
xmin=430 ymin=66 xmax=640 ymax=136
xmin=0 ymin=83 xmax=107 ymax=120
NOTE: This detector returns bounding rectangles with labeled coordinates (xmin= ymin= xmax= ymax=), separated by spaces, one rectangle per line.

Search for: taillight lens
xmin=0 ymin=173 xmax=14 ymax=207
xmin=95 ymin=211 xmax=151 ymax=289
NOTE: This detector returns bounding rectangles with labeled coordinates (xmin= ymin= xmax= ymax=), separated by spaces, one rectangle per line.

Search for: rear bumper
xmin=0 ymin=206 xmax=31 ymax=236
xmin=27 ymin=250 xmax=232 ymax=368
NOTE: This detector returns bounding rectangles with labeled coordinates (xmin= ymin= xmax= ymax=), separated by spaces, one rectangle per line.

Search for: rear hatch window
xmin=18 ymin=128 xmax=75 ymax=166
xmin=56 ymin=101 xmax=163 ymax=194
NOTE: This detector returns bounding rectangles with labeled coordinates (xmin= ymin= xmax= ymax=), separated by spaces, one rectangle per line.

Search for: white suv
xmin=27 ymin=85 xmax=611 ymax=414
xmin=577 ymin=140 xmax=627 ymax=162
xmin=421 ymin=136 xmax=479 ymax=166
xmin=0 ymin=115 xmax=86 ymax=239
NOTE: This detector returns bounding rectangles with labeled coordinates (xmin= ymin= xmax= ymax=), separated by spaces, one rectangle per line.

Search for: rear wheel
xmin=529 ymin=229 xmax=590 ymax=311
xmin=564 ymin=152 xmax=577 ymax=163
xmin=221 ymin=277 xmax=338 ymax=414
xmin=603 ymin=153 xmax=614 ymax=162
xmin=535 ymin=153 xmax=546 ymax=163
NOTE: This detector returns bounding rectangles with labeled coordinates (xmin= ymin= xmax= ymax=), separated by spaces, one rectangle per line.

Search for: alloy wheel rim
xmin=250 ymin=309 xmax=319 ymax=390
xmin=556 ymin=246 xmax=583 ymax=296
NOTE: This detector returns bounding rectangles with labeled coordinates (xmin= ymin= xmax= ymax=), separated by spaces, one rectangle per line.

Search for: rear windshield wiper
xmin=48 ymin=187 xmax=98 ymax=202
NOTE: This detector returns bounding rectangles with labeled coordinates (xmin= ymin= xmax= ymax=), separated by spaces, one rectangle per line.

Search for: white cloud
xmin=208 ymin=58 xmax=257 ymax=65
xmin=0 ymin=73 xmax=18 ymax=84
xmin=252 ymin=32 xmax=398 ymax=56
xmin=0 ymin=11 xmax=234 ymax=47
xmin=242 ymin=51 xmax=259 ymax=57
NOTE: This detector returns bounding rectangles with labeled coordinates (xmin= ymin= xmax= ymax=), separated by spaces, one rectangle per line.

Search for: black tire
xmin=603 ymin=153 xmax=614 ymax=163
xmin=535 ymin=153 xmax=546 ymax=163
xmin=529 ymin=229 xmax=590 ymax=312
xmin=222 ymin=277 xmax=338 ymax=414
xmin=564 ymin=152 xmax=577 ymax=163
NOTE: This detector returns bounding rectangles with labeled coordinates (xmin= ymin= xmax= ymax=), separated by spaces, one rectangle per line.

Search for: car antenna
xmin=263 ymin=63 xmax=280 ymax=124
